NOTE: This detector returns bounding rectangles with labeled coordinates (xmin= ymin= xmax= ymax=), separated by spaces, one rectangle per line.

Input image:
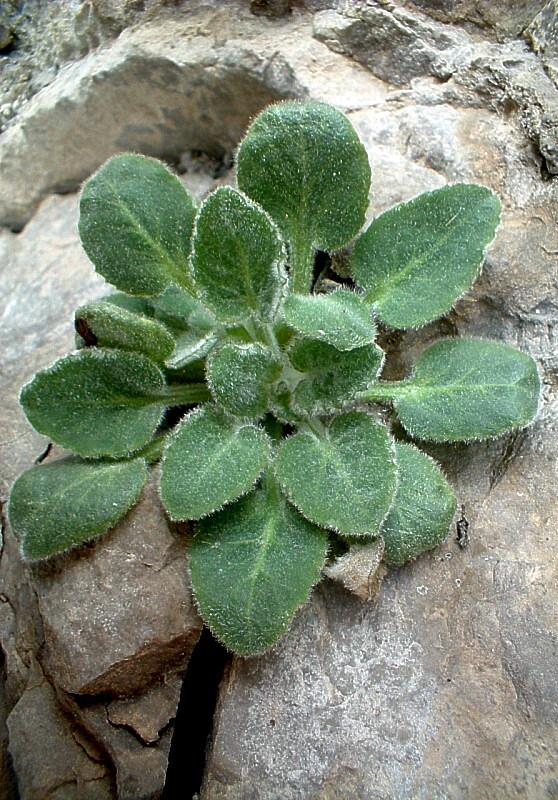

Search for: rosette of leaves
xmin=9 ymin=102 xmax=540 ymax=657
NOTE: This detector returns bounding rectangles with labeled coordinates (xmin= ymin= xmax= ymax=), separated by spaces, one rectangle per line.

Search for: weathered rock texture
xmin=1 ymin=0 xmax=557 ymax=798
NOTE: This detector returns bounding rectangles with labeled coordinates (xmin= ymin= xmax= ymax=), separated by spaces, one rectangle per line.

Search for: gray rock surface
xmin=1 ymin=1 xmax=557 ymax=798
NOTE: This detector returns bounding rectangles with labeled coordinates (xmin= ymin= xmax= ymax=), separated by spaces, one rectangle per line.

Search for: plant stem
xmin=291 ymin=235 xmax=315 ymax=294
xmin=136 ymin=434 xmax=168 ymax=464
xmin=160 ymin=382 xmax=211 ymax=406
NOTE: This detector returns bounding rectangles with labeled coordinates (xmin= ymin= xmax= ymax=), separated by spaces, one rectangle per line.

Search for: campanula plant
xmin=8 ymin=102 xmax=540 ymax=655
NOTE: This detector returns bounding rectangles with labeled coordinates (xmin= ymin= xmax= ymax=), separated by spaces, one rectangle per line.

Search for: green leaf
xmin=283 ymin=290 xmax=376 ymax=351
xmin=75 ymin=300 xmax=175 ymax=362
xmin=389 ymin=338 xmax=540 ymax=442
xmin=191 ymin=187 xmax=288 ymax=323
xmin=160 ymin=406 xmax=270 ymax=520
xmin=190 ymin=476 xmax=328 ymax=655
xmin=207 ymin=343 xmax=281 ymax=419
xmin=351 ymin=184 xmax=501 ymax=329
xmin=151 ymin=285 xmax=215 ymax=332
xmin=275 ymin=411 xmax=397 ymax=536
xmin=8 ymin=456 xmax=148 ymax=560
xmin=380 ymin=442 xmax=456 ymax=566
xmin=237 ymin=101 xmax=371 ymax=293
xmin=20 ymin=349 xmax=166 ymax=458
xmin=288 ymin=339 xmax=384 ymax=415
xmin=102 ymin=292 xmax=155 ymax=316
xmin=79 ymin=154 xmax=196 ymax=296
xmin=166 ymin=330 xmax=219 ymax=369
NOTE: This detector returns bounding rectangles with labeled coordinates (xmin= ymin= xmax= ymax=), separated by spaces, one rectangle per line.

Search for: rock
xmin=7 ymin=668 xmax=113 ymax=800
xmin=313 ymin=4 xmax=470 ymax=86
xmin=404 ymin=0 xmax=542 ymax=41
xmin=34 ymin=472 xmax=202 ymax=697
xmin=526 ymin=1 xmax=558 ymax=87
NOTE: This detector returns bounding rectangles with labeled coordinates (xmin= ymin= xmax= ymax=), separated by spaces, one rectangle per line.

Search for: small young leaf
xmin=151 ymin=285 xmax=215 ymax=332
xmin=289 ymin=339 xmax=384 ymax=415
xmin=160 ymin=406 xmax=270 ymax=520
xmin=190 ymin=476 xmax=328 ymax=655
xmin=351 ymin=184 xmax=501 ymax=329
xmin=237 ymin=101 xmax=371 ymax=293
xmin=79 ymin=154 xmax=196 ymax=295
xmin=283 ymin=290 xmax=376 ymax=351
xmin=207 ymin=342 xmax=281 ymax=419
xmin=102 ymin=292 xmax=155 ymax=316
xmin=380 ymin=442 xmax=456 ymax=566
xmin=8 ymin=456 xmax=148 ymax=560
xmin=166 ymin=330 xmax=219 ymax=369
xmin=75 ymin=301 xmax=175 ymax=362
xmin=393 ymin=338 xmax=540 ymax=441
xmin=191 ymin=187 xmax=288 ymax=323
xmin=20 ymin=349 xmax=166 ymax=458
xmin=275 ymin=411 xmax=397 ymax=536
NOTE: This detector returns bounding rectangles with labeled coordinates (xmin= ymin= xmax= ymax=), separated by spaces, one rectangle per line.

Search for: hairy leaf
xmin=391 ymin=338 xmax=540 ymax=441
xmin=352 ymin=184 xmax=501 ymax=329
xmin=190 ymin=476 xmax=328 ymax=655
xmin=207 ymin=342 xmax=281 ymax=418
xmin=289 ymin=338 xmax=384 ymax=415
xmin=275 ymin=411 xmax=397 ymax=535
xmin=237 ymin=101 xmax=371 ymax=293
xmin=9 ymin=456 xmax=148 ymax=560
xmin=283 ymin=290 xmax=376 ymax=351
xmin=75 ymin=300 xmax=175 ymax=362
xmin=79 ymin=154 xmax=196 ymax=295
xmin=151 ymin=285 xmax=215 ymax=332
xmin=166 ymin=330 xmax=218 ymax=369
xmin=191 ymin=187 xmax=288 ymax=323
xmin=20 ymin=349 xmax=166 ymax=458
xmin=160 ymin=406 xmax=270 ymax=520
xmin=381 ymin=443 xmax=456 ymax=565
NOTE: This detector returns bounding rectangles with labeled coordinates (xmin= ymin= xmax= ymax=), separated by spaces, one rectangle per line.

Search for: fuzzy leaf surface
xmin=351 ymin=184 xmax=501 ymax=329
xmin=275 ymin=411 xmax=397 ymax=536
xmin=9 ymin=456 xmax=148 ymax=560
xmin=207 ymin=343 xmax=281 ymax=418
xmin=75 ymin=301 xmax=175 ymax=362
xmin=191 ymin=187 xmax=288 ymax=323
xmin=166 ymin=330 xmax=218 ymax=369
xmin=190 ymin=477 xmax=328 ymax=655
xmin=393 ymin=338 xmax=540 ymax=441
xmin=20 ymin=349 xmax=166 ymax=458
xmin=283 ymin=290 xmax=376 ymax=351
xmin=79 ymin=154 xmax=196 ymax=295
xmin=289 ymin=339 xmax=384 ymax=414
xmin=237 ymin=102 xmax=370 ymax=291
xmin=151 ymin=285 xmax=215 ymax=332
xmin=381 ymin=443 xmax=456 ymax=566
xmin=160 ymin=406 xmax=270 ymax=520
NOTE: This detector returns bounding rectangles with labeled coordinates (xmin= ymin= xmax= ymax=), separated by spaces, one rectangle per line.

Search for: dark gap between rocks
xmin=163 ymin=626 xmax=230 ymax=799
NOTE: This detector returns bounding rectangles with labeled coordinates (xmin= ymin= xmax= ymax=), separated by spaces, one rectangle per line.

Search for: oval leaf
xmin=79 ymin=154 xmax=196 ymax=295
xmin=75 ymin=301 xmax=175 ymax=362
xmin=352 ymin=184 xmax=501 ymax=329
xmin=283 ymin=290 xmax=376 ymax=351
xmin=9 ymin=456 xmax=148 ymax=560
xmin=289 ymin=338 xmax=384 ymax=415
xmin=20 ymin=349 xmax=166 ymax=458
xmin=393 ymin=338 xmax=540 ymax=442
xmin=237 ymin=101 xmax=371 ymax=292
xmin=381 ymin=443 xmax=456 ymax=566
xmin=166 ymin=330 xmax=219 ymax=369
xmin=160 ymin=406 xmax=270 ymax=520
xmin=207 ymin=342 xmax=281 ymax=419
xmin=275 ymin=411 xmax=397 ymax=536
xmin=191 ymin=187 xmax=288 ymax=323
xmin=190 ymin=476 xmax=328 ymax=655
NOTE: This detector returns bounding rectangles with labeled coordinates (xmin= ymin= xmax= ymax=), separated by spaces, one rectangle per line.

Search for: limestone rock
xmin=405 ymin=0 xmax=542 ymax=40
xmin=526 ymin=1 xmax=558 ymax=87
